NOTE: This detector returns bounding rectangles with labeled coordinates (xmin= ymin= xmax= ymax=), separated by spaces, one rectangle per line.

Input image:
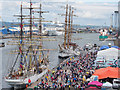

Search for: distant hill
xmin=0 ymin=21 xmax=109 ymax=29
xmin=0 ymin=21 xmax=38 ymax=28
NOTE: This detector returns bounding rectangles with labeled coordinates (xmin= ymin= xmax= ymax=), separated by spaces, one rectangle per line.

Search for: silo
xmin=114 ymin=1 xmax=120 ymax=46
xmin=118 ymin=1 xmax=120 ymax=36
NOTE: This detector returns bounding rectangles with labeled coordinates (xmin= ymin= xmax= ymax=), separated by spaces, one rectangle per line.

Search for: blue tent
xmin=111 ymin=46 xmax=119 ymax=49
xmin=0 ymin=27 xmax=20 ymax=34
xmin=100 ymin=46 xmax=109 ymax=50
xmin=0 ymin=28 xmax=9 ymax=34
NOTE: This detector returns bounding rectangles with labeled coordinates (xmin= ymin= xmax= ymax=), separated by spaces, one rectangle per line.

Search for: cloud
xmin=0 ymin=0 xmax=118 ymax=25
xmin=78 ymin=1 xmax=84 ymax=4
xmin=81 ymin=11 xmax=106 ymax=19
xmin=73 ymin=2 xmax=117 ymax=20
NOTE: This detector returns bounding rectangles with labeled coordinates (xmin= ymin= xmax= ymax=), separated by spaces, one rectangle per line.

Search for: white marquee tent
xmin=102 ymin=82 xmax=112 ymax=88
xmin=97 ymin=48 xmax=120 ymax=60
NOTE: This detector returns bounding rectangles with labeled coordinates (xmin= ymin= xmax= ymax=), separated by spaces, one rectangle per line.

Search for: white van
xmin=112 ymin=79 xmax=120 ymax=89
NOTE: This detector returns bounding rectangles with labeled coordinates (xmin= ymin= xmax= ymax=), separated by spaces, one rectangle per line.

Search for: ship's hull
xmin=99 ymin=35 xmax=108 ymax=41
xmin=58 ymin=44 xmax=80 ymax=58
xmin=5 ymin=69 xmax=48 ymax=89
xmin=58 ymin=53 xmax=72 ymax=59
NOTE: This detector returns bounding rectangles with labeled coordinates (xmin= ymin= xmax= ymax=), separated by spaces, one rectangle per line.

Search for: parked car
xmin=112 ymin=79 xmax=120 ymax=89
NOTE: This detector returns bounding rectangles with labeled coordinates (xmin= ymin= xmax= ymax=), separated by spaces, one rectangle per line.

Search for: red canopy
xmin=93 ymin=67 xmax=120 ymax=79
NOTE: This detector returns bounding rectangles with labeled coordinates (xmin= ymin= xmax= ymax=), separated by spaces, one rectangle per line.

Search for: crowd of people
xmin=33 ymin=46 xmax=98 ymax=89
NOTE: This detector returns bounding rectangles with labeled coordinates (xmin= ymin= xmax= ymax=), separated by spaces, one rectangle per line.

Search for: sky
xmin=0 ymin=0 xmax=119 ymax=26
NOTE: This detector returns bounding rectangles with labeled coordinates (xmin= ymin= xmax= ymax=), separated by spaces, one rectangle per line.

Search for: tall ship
xmin=4 ymin=1 xmax=54 ymax=89
xmin=58 ymin=4 xmax=80 ymax=58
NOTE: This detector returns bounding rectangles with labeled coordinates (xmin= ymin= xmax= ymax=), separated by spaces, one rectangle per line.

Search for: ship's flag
xmin=20 ymin=24 xmax=23 ymax=29
xmin=28 ymin=79 xmax=31 ymax=83
xmin=19 ymin=47 xmax=22 ymax=53
xmin=20 ymin=61 xmax=24 ymax=65
xmin=26 ymin=56 xmax=27 ymax=59
xmin=20 ymin=64 xmax=23 ymax=68
xmin=20 ymin=61 xmax=24 ymax=69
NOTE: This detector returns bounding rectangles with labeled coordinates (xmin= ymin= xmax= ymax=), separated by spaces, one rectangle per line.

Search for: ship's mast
xmin=8 ymin=0 xmax=55 ymax=75
xmin=70 ymin=10 xmax=73 ymax=43
xmin=20 ymin=4 xmax=23 ymax=41
xmin=10 ymin=3 xmax=24 ymax=73
xmin=38 ymin=3 xmax=42 ymax=64
xmin=20 ymin=3 xmax=24 ymax=70
xmin=29 ymin=0 xmax=33 ymax=70
xmin=67 ymin=6 xmax=71 ymax=48
xmin=30 ymin=0 xmax=32 ymax=39
xmin=21 ymin=0 xmax=34 ymax=70
xmin=32 ymin=2 xmax=50 ymax=64
xmin=39 ymin=3 xmax=42 ymax=35
xmin=39 ymin=3 xmax=42 ymax=63
xmin=64 ymin=4 xmax=68 ymax=49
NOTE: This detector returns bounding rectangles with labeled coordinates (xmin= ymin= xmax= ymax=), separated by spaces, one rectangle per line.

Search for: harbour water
xmin=0 ymin=33 xmax=114 ymax=89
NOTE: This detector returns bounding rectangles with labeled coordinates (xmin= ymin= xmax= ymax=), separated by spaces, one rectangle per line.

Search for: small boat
xmin=99 ymin=29 xmax=108 ymax=41
xmin=99 ymin=27 xmax=117 ymax=41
